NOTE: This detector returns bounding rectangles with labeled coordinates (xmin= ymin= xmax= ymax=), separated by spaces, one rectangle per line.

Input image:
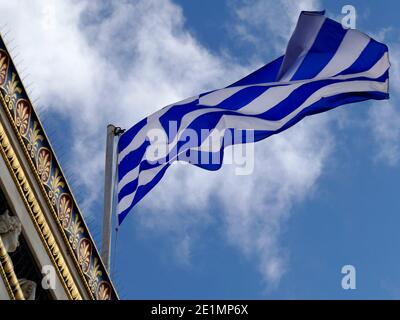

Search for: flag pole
xmin=101 ymin=124 xmax=124 ymax=272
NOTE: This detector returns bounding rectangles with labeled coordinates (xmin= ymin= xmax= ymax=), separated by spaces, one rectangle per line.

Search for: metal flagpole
xmin=101 ymin=124 xmax=124 ymax=272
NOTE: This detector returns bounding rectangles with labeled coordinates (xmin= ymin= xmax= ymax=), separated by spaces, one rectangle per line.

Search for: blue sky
xmin=1 ymin=0 xmax=400 ymax=299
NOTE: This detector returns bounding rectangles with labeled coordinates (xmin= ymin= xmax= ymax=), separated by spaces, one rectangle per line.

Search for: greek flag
xmin=116 ymin=11 xmax=390 ymax=224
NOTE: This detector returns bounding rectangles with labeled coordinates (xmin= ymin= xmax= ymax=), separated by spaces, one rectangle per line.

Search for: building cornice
xmin=0 ymin=35 xmax=117 ymax=300
xmin=0 ymin=121 xmax=82 ymax=299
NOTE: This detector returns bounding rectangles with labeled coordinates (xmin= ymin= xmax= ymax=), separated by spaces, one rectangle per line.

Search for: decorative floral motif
xmin=78 ymin=238 xmax=92 ymax=273
xmin=49 ymin=168 xmax=65 ymax=205
xmin=37 ymin=148 xmax=51 ymax=184
xmin=69 ymin=214 xmax=83 ymax=250
xmin=88 ymin=257 xmax=103 ymax=293
xmin=0 ymin=49 xmax=8 ymax=86
xmin=0 ymin=37 xmax=117 ymax=299
xmin=58 ymin=194 xmax=73 ymax=229
xmin=15 ymin=99 xmax=30 ymax=136
xmin=4 ymin=73 xmax=22 ymax=110
xmin=97 ymin=282 xmax=111 ymax=300
xmin=27 ymin=121 xmax=44 ymax=158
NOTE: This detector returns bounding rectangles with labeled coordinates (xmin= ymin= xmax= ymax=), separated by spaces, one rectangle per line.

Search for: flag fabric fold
xmin=116 ymin=11 xmax=390 ymax=224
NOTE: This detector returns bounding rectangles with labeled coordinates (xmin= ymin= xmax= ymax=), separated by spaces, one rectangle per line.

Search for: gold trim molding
xmin=0 ymin=121 xmax=82 ymax=300
xmin=0 ymin=35 xmax=117 ymax=300
xmin=0 ymin=235 xmax=25 ymax=300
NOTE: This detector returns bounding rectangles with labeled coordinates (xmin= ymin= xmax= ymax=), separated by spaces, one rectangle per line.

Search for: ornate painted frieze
xmin=0 ymin=122 xmax=82 ymax=300
xmin=0 ymin=36 xmax=117 ymax=300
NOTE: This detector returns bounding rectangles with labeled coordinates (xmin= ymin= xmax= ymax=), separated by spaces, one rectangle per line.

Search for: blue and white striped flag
xmin=116 ymin=11 xmax=390 ymax=224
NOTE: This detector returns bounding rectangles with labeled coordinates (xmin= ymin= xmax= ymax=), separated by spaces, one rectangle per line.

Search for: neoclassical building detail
xmin=0 ymin=210 xmax=38 ymax=300
xmin=0 ymin=224 xmax=24 ymax=300
xmin=0 ymin=34 xmax=118 ymax=300
xmin=0 ymin=210 xmax=21 ymax=253
xmin=0 ymin=122 xmax=82 ymax=299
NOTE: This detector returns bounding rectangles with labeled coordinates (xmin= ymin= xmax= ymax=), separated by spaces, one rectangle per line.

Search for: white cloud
xmin=366 ymin=29 xmax=400 ymax=166
xmin=369 ymin=101 xmax=400 ymax=166
xmin=232 ymin=0 xmax=322 ymax=54
xmin=0 ymin=0 xmax=333 ymax=287
xmin=216 ymin=117 xmax=332 ymax=284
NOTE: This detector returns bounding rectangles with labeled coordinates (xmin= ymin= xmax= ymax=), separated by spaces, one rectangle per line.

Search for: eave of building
xmin=0 ymin=34 xmax=118 ymax=300
xmin=0 ymin=121 xmax=77 ymax=299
